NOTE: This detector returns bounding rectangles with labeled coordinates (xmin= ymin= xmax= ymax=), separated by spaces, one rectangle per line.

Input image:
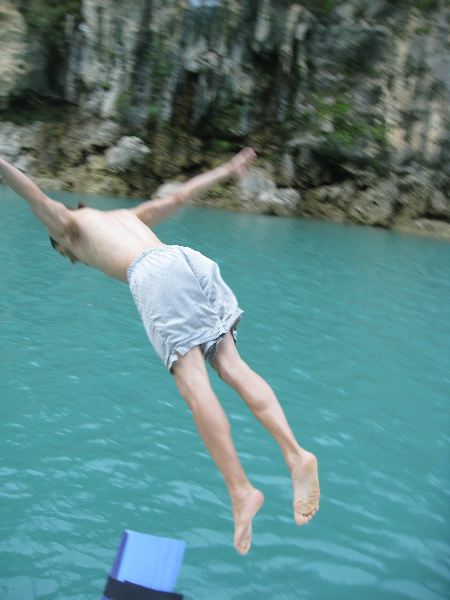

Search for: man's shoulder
xmin=74 ymin=206 xmax=121 ymax=220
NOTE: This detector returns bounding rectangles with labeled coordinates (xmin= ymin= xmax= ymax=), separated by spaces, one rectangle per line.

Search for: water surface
xmin=1 ymin=187 xmax=449 ymax=599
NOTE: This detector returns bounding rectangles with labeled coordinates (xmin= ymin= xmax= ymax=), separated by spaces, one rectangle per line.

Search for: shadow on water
xmin=1 ymin=187 xmax=449 ymax=599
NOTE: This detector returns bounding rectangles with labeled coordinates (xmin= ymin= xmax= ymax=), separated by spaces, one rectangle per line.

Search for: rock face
xmin=0 ymin=0 xmax=450 ymax=239
xmin=0 ymin=2 xmax=28 ymax=109
xmin=105 ymin=136 xmax=151 ymax=172
xmin=236 ymin=169 xmax=301 ymax=216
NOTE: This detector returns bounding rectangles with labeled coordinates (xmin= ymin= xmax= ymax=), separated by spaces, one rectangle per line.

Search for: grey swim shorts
xmin=127 ymin=245 xmax=243 ymax=372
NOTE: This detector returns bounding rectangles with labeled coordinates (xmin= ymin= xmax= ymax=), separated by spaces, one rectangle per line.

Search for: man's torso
xmin=64 ymin=208 xmax=164 ymax=282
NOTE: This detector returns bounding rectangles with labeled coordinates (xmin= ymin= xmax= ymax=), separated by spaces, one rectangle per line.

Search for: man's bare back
xmin=58 ymin=208 xmax=164 ymax=282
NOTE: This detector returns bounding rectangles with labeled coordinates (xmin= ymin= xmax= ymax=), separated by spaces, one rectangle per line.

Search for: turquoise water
xmin=1 ymin=186 xmax=449 ymax=600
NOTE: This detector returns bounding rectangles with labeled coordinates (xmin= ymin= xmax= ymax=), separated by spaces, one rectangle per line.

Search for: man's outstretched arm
xmin=0 ymin=157 xmax=74 ymax=241
xmin=132 ymin=147 xmax=256 ymax=228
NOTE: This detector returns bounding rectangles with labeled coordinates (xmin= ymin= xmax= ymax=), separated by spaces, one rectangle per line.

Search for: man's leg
xmin=171 ymin=345 xmax=264 ymax=555
xmin=212 ymin=332 xmax=320 ymax=524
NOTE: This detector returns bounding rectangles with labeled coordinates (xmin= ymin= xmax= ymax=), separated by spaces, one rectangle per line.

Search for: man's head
xmin=51 ymin=241 xmax=80 ymax=264
xmin=49 ymin=201 xmax=86 ymax=263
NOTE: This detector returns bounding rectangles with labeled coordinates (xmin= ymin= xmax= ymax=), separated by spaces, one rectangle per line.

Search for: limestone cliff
xmin=1 ymin=0 xmax=450 ymax=239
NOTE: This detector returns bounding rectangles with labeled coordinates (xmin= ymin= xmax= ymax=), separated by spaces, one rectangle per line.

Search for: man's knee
xmin=173 ymin=352 xmax=213 ymax=404
xmin=214 ymin=352 xmax=247 ymax=385
xmin=178 ymin=373 xmax=211 ymax=401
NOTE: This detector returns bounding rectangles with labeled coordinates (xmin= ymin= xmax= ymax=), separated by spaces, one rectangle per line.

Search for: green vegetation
xmin=116 ymin=90 xmax=133 ymax=125
xmin=413 ymin=0 xmax=438 ymax=12
xmin=211 ymin=100 xmax=245 ymax=134
xmin=147 ymin=35 xmax=173 ymax=97
xmin=312 ymin=96 xmax=387 ymax=148
xmin=146 ymin=104 xmax=160 ymax=121
xmin=287 ymin=0 xmax=439 ymax=18
xmin=315 ymin=98 xmax=352 ymax=123
xmin=415 ymin=25 xmax=431 ymax=35
xmin=0 ymin=96 xmax=76 ymax=126
xmin=18 ymin=0 xmax=82 ymax=95
xmin=21 ymin=0 xmax=82 ymax=43
xmin=386 ymin=0 xmax=439 ymax=12
xmin=331 ymin=119 xmax=387 ymax=148
xmin=210 ymin=139 xmax=232 ymax=153
xmin=289 ymin=0 xmax=341 ymax=19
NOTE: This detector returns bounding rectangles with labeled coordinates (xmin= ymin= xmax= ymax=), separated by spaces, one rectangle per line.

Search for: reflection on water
xmin=1 ymin=187 xmax=449 ymax=599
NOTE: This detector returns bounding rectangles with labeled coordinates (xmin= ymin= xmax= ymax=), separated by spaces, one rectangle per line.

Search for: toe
xmin=236 ymin=542 xmax=250 ymax=555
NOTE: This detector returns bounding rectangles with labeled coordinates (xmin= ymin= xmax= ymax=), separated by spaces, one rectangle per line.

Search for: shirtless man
xmin=0 ymin=149 xmax=320 ymax=554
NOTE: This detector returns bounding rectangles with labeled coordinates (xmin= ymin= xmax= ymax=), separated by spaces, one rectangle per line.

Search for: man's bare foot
xmin=232 ymin=487 xmax=265 ymax=555
xmin=290 ymin=451 xmax=320 ymax=525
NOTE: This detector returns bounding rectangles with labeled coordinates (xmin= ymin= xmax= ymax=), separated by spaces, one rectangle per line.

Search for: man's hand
xmin=132 ymin=147 xmax=257 ymax=228
xmin=227 ymin=147 xmax=257 ymax=177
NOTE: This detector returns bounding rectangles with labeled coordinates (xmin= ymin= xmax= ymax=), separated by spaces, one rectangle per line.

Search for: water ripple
xmin=1 ymin=201 xmax=449 ymax=599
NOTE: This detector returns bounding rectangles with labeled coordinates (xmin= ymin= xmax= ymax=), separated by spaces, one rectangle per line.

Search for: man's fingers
xmin=227 ymin=147 xmax=256 ymax=177
xmin=239 ymin=147 xmax=256 ymax=164
xmin=233 ymin=148 xmax=256 ymax=173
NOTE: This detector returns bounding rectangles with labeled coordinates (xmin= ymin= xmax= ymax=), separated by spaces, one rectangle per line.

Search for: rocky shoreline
xmin=1 ymin=118 xmax=449 ymax=241
xmin=1 ymin=0 xmax=449 ymax=240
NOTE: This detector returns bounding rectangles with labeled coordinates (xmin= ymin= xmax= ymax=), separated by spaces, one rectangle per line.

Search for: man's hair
xmin=49 ymin=201 xmax=86 ymax=250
